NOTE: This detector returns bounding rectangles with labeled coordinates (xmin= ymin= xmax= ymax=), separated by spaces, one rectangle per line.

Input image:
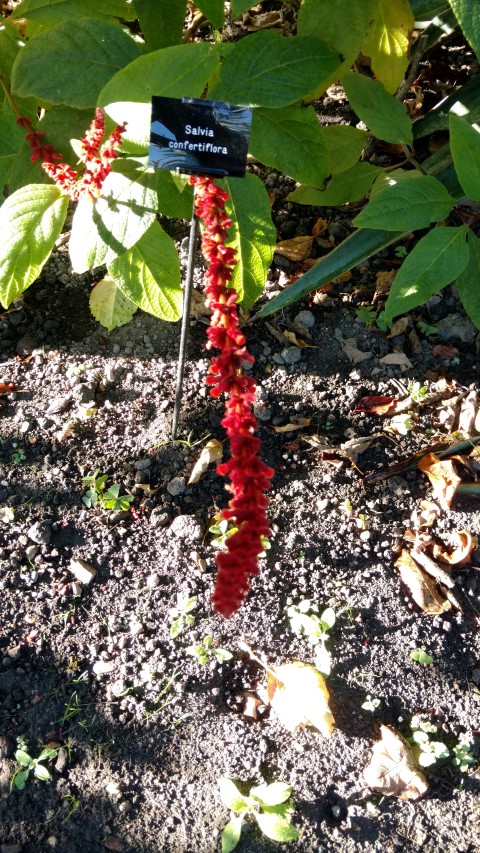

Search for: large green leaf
xmin=108 ymin=221 xmax=182 ymax=321
xmin=449 ymin=114 xmax=480 ymax=201
xmin=69 ymin=159 xmax=158 ymax=273
xmin=322 ymin=125 xmax=368 ymax=175
xmin=254 ymin=813 xmax=299 ymax=843
xmin=222 ymin=172 xmax=275 ymax=308
xmin=343 ymin=72 xmax=413 ymax=144
xmin=89 ymin=276 xmax=137 ymax=331
xmin=196 ymin=0 xmax=224 ymax=27
xmin=353 ymin=175 xmax=454 ymax=230
xmin=221 ymin=816 xmax=243 ymax=853
xmin=10 ymin=0 xmax=137 ymax=25
xmin=256 ymin=227 xmax=407 ymax=318
xmin=298 ymin=0 xmax=375 ymax=94
xmin=0 ymin=114 xmax=26 ymax=193
xmin=0 ymin=19 xmax=25 ymax=82
xmin=413 ymin=76 xmax=480 ymax=139
xmin=383 ymin=226 xmax=469 ymax=321
xmin=11 ymin=18 xmax=141 ymax=108
xmin=0 ymin=184 xmax=68 ymax=307
xmin=288 ymin=162 xmax=381 ymax=206
xmin=37 ymin=106 xmax=95 ymax=168
xmin=231 ymin=0 xmax=253 ymax=16
xmin=135 ymin=0 xmax=187 ymax=50
xmin=156 ymin=171 xmax=194 ymax=219
xmin=99 ymin=44 xmax=220 ymax=154
xmin=250 ymin=105 xmax=329 ymax=187
xmin=456 ymin=230 xmax=480 ymax=328
xmin=361 ymin=0 xmax=415 ymax=93
xmin=448 ymin=0 xmax=480 ymax=59
xmin=209 ymin=30 xmax=341 ymax=107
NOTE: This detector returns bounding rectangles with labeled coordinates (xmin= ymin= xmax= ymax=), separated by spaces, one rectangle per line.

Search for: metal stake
xmin=171 ymin=192 xmax=199 ymax=440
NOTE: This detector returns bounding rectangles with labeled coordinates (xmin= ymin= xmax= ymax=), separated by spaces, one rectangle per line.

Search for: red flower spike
xmin=191 ymin=176 xmax=274 ymax=618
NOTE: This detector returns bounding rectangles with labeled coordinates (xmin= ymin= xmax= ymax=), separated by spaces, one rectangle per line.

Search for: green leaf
xmin=209 ymin=30 xmax=341 ymax=107
xmin=320 ymin=607 xmax=336 ymax=630
xmin=289 ymin=162 xmax=381 ymax=207
xmin=222 ymin=172 xmax=275 ymax=307
xmin=14 ymin=770 xmax=30 ymax=790
xmin=361 ymin=0 xmax=415 ymax=92
xmin=250 ymin=782 xmax=292 ymax=806
xmin=99 ymin=44 xmax=220 ymax=155
xmin=0 ymin=18 xmax=26 ymax=82
xmin=256 ymin=227 xmax=407 ymax=318
xmin=11 ymin=18 xmax=141 ymax=108
xmin=322 ymin=125 xmax=368 ymax=175
xmin=196 ymin=0 xmax=224 ymax=27
xmin=108 ymin=221 xmax=182 ymax=322
xmin=250 ymin=105 xmax=329 ymax=187
xmin=34 ymin=763 xmax=52 ymax=782
xmin=221 ymin=815 xmax=243 ymax=853
xmin=89 ymin=276 xmax=138 ymax=331
xmin=231 ymin=0 xmax=253 ymax=16
xmin=255 ymin=812 xmax=299 ymax=843
xmin=298 ymin=0 xmax=375 ymax=94
xmin=343 ymin=72 xmax=413 ymax=144
xmin=156 ymin=171 xmax=194 ymax=220
xmin=369 ymin=167 xmax=423 ymax=200
xmin=69 ymin=159 xmax=158 ymax=273
xmin=0 ymin=184 xmax=68 ymax=308
xmin=0 ymin=113 xmax=26 ymax=192
xmin=456 ymin=230 xmax=480 ymax=329
xmin=448 ymin=0 xmax=480 ymax=59
xmin=10 ymin=0 xmax=137 ymax=25
xmin=413 ymin=76 xmax=480 ymax=139
xmin=383 ymin=226 xmax=469 ymax=321
xmin=135 ymin=0 xmax=186 ymax=50
xmin=353 ymin=176 xmax=454 ymax=230
xmin=15 ymin=750 xmax=33 ymax=768
xmin=218 ymin=778 xmax=249 ymax=813
xmin=37 ymin=106 xmax=95 ymax=168
xmin=449 ymin=114 xmax=480 ymax=201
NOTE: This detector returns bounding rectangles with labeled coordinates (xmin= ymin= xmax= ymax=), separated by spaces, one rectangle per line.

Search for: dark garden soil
xmin=1 ymin=24 xmax=480 ymax=853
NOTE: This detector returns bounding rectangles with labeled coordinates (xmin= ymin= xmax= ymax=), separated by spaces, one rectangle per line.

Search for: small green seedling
xmin=355 ymin=305 xmax=377 ymax=326
xmin=411 ymin=648 xmax=433 ymax=665
xmin=417 ymin=320 xmax=438 ymax=337
xmin=407 ymin=382 xmax=428 ymax=404
xmin=10 ymin=737 xmax=61 ymax=791
xmin=186 ymin=635 xmax=233 ymax=665
xmin=409 ymin=716 xmax=450 ymax=768
xmin=452 ymin=740 xmax=476 ymax=773
xmin=362 ymin=695 xmax=381 ymax=712
xmin=395 ymin=245 xmax=408 ymax=259
xmin=209 ymin=518 xmax=270 ymax=556
xmin=286 ymin=599 xmax=336 ymax=676
xmin=390 ymin=413 xmax=415 ymax=435
xmin=82 ymin=471 xmax=133 ymax=512
xmin=12 ymin=448 xmax=26 ymax=464
xmin=219 ymin=778 xmax=299 ymax=852
xmin=169 ymin=595 xmax=197 ymax=639
xmin=450 ymin=356 xmax=461 ymax=366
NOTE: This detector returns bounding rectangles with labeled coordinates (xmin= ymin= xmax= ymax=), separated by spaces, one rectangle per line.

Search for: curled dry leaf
xmin=418 ymin=453 xmax=461 ymax=511
xmin=274 ymin=236 xmax=314 ymax=261
xmin=373 ymin=269 xmax=396 ymax=301
xmin=364 ymin=725 xmax=428 ymax=800
xmin=273 ymin=417 xmax=311 ymax=433
xmin=187 ymin=440 xmax=223 ymax=485
xmin=395 ymin=549 xmax=451 ymax=614
xmin=354 ymin=396 xmax=398 ymax=415
xmin=312 ymin=217 xmax=328 ymax=237
xmin=387 ymin=317 xmax=410 ymax=337
xmin=432 ymin=344 xmax=460 ymax=360
xmin=337 ymin=336 xmax=373 ymax=364
xmin=379 ymin=352 xmax=413 ymax=369
xmin=266 ymin=662 xmax=335 ymax=737
xmin=281 ymin=330 xmax=317 ymax=349
xmin=432 ymin=530 xmax=474 ymax=566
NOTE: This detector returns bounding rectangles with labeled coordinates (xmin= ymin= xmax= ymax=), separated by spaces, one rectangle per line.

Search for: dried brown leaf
xmin=373 ymin=269 xmax=396 ymax=301
xmin=387 ymin=317 xmax=410 ymax=338
xmin=418 ymin=453 xmax=461 ymax=511
xmin=273 ymin=417 xmax=311 ymax=433
xmin=187 ymin=440 xmax=223 ymax=485
xmin=282 ymin=330 xmax=317 ymax=349
xmin=338 ymin=337 xmax=373 ymax=364
xmin=312 ymin=217 xmax=329 ymax=237
xmin=395 ymin=549 xmax=451 ymax=614
xmin=432 ymin=344 xmax=460 ymax=360
xmin=432 ymin=530 xmax=474 ymax=566
xmin=379 ymin=352 xmax=413 ymax=369
xmin=364 ymin=725 xmax=429 ymax=800
xmin=274 ymin=236 xmax=314 ymax=261
xmin=266 ymin=662 xmax=335 ymax=737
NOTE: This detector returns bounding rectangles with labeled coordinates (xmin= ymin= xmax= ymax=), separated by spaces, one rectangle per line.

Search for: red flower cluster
xmin=191 ymin=176 xmax=274 ymax=618
xmin=17 ymin=108 xmax=126 ymax=202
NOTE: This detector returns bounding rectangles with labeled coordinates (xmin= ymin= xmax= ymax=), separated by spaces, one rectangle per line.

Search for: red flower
xmin=191 ymin=176 xmax=274 ymax=618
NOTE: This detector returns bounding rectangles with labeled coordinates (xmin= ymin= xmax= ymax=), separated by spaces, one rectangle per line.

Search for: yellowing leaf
xmin=187 ymin=440 xmax=223 ymax=485
xmin=282 ymin=330 xmax=316 ymax=348
xmin=274 ymin=236 xmax=314 ymax=261
xmin=364 ymin=724 xmax=429 ymax=799
xmin=266 ymin=662 xmax=335 ymax=737
xmin=362 ymin=0 xmax=414 ymax=93
xmin=418 ymin=452 xmax=461 ymax=511
xmin=395 ymin=549 xmax=451 ymax=614
xmin=89 ymin=276 xmax=137 ymax=332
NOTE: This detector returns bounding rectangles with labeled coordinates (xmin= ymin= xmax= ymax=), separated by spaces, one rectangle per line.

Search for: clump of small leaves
xmin=169 ymin=595 xmax=197 ymax=639
xmin=417 ymin=320 xmax=438 ymax=337
xmin=12 ymin=448 xmax=26 ymax=464
xmin=362 ymin=695 xmax=381 ymax=713
xmin=286 ymin=599 xmax=336 ymax=676
xmin=82 ymin=471 xmax=133 ymax=512
xmin=452 ymin=739 xmax=477 ymax=772
xmin=355 ymin=304 xmax=377 ymax=326
xmin=10 ymin=736 xmax=61 ymax=791
xmin=409 ymin=716 xmax=450 ymax=767
xmin=411 ymin=647 xmax=433 ymax=665
xmin=407 ymin=382 xmax=428 ymax=404
xmin=186 ymin=635 xmax=233 ymax=665
xmin=209 ymin=517 xmax=270 ymax=556
xmin=219 ymin=778 xmax=299 ymax=852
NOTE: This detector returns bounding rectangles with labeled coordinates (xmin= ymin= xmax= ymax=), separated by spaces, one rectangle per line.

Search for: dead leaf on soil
xmin=312 ymin=217 xmax=329 ymax=237
xmin=432 ymin=530 xmax=474 ymax=566
xmin=241 ymin=10 xmax=283 ymax=29
xmin=373 ymin=269 xmax=396 ymax=302
xmin=363 ymin=724 xmax=429 ymax=800
xmin=189 ymin=289 xmax=211 ymax=319
xmin=274 ymin=236 xmax=314 ymax=261
xmin=432 ymin=344 xmax=460 ymax=360
xmin=418 ymin=453 xmax=461 ymax=511
xmin=395 ymin=549 xmax=451 ymax=614
xmin=239 ymin=642 xmax=334 ymax=737
xmin=187 ymin=439 xmax=223 ymax=485
xmin=281 ymin=330 xmax=318 ymax=348
xmin=338 ymin=336 xmax=373 ymax=364
xmin=379 ymin=352 xmax=413 ymax=369
xmin=457 ymin=390 xmax=479 ymax=436
xmin=387 ymin=317 xmax=410 ymax=337
xmin=354 ymin=395 xmax=398 ymax=415
xmin=273 ymin=417 xmax=311 ymax=433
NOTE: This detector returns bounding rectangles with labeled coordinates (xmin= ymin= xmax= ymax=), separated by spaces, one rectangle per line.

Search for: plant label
xmin=148 ymin=96 xmax=252 ymax=178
